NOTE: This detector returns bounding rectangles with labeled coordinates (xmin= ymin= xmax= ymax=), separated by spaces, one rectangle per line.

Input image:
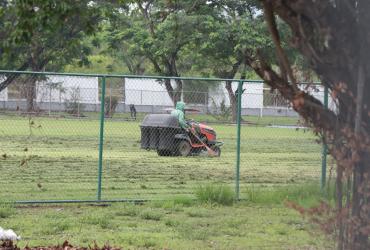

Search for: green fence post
xmin=235 ymin=80 xmax=243 ymax=201
xmin=321 ymin=85 xmax=329 ymax=191
xmin=97 ymin=76 xmax=106 ymax=200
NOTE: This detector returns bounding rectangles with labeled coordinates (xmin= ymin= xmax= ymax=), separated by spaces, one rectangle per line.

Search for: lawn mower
xmin=140 ymin=114 xmax=223 ymax=157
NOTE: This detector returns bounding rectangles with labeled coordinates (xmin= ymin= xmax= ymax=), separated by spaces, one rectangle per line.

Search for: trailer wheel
xmin=177 ymin=140 xmax=192 ymax=156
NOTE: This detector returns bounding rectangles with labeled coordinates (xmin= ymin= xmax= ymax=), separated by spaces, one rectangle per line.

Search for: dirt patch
xmin=0 ymin=241 xmax=121 ymax=250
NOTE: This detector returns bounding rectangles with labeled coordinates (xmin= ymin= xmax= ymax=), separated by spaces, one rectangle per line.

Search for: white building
xmin=0 ymin=88 xmax=7 ymax=101
xmin=36 ymin=75 xmax=99 ymax=104
xmin=208 ymin=82 xmax=264 ymax=109
xmin=0 ymin=74 xmax=337 ymax=115
xmin=0 ymin=76 xmax=8 ymax=101
xmin=125 ymin=78 xmax=175 ymax=106
xmin=124 ymin=79 xmax=265 ymax=109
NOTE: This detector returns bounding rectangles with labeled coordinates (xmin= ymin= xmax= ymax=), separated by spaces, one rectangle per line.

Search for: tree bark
xmin=218 ymin=60 xmax=243 ymax=123
xmin=163 ymin=78 xmax=182 ymax=106
xmin=225 ymin=81 xmax=237 ymax=123
xmin=25 ymin=76 xmax=37 ymax=113
xmin=350 ymin=61 xmax=367 ymax=250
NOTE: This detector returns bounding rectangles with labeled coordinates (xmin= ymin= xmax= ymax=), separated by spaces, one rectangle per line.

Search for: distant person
xmin=129 ymin=104 xmax=136 ymax=120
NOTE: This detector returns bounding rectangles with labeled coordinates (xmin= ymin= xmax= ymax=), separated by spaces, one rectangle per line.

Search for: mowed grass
xmin=0 ymin=114 xmax=332 ymax=249
xmin=0 ymin=114 xmax=321 ymax=201
xmin=0 ymin=198 xmax=333 ymax=249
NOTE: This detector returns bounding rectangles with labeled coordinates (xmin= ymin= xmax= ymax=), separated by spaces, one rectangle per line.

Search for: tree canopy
xmin=0 ymin=0 xmax=101 ymax=92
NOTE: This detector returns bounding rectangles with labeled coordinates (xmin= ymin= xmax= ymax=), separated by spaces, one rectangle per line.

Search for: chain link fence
xmin=0 ymin=71 xmax=330 ymax=203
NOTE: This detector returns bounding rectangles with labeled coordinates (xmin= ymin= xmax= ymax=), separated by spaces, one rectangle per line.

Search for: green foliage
xmin=186 ymin=1 xmax=271 ymax=79
xmin=195 ymin=184 xmax=235 ymax=206
xmin=0 ymin=1 xmax=101 ymax=73
xmin=64 ymin=55 xmax=129 ymax=74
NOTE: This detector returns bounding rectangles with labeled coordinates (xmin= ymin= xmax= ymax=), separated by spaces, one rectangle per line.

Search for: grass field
xmin=0 ymin=113 xmax=331 ymax=249
xmin=0 ymin=197 xmax=333 ymax=249
xmin=0 ymin=113 xmax=321 ymax=201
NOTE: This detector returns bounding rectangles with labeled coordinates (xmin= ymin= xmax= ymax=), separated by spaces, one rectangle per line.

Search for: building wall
xmin=0 ymin=88 xmax=7 ymax=102
xmin=125 ymin=78 xmax=175 ymax=106
xmin=208 ymin=82 xmax=264 ymax=109
xmin=0 ymin=76 xmax=7 ymax=102
xmin=36 ymin=75 xmax=99 ymax=104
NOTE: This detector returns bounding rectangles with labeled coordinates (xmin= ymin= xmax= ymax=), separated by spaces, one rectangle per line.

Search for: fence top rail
xmin=0 ymin=69 xmax=322 ymax=85
xmin=0 ymin=69 xmax=255 ymax=83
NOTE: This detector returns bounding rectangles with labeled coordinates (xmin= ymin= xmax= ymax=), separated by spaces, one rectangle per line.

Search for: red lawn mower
xmin=140 ymin=114 xmax=223 ymax=157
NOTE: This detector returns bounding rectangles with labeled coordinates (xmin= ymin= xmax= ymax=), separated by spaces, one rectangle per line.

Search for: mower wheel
xmin=177 ymin=140 xmax=192 ymax=156
xmin=211 ymin=146 xmax=221 ymax=157
xmin=157 ymin=150 xmax=173 ymax=156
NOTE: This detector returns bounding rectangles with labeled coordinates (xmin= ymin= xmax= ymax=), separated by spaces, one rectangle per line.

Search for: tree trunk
xmin=348 ymin=57 xmax=369 ymax=249
xmin=25 ymin=77 xmax=36 ymax=113
xmin=349 ymin=160 xmax=370 ymax=250
xmin=174 ymin=79 xmax=183 ymax=103
xmin=225 ymin=80 xmax=237 ymax=123
xmin=163 ymin=78 xmax=182 ymax=106
xmin=337 ymin=164 xmax=344 ymax=250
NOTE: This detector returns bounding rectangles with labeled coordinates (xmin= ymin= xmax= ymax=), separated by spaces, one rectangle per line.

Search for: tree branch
xmin=136 ymin=0 xmax=156 ymax=37
xmin=245 ymin=53 xmax=339 ymax=134
xmin=262 ymin=1 xmax=298 ymax=91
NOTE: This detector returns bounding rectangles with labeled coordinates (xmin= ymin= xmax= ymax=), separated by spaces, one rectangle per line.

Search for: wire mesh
xmin=0 ymin=74 xmax=101 ymax=201
xmin=101 ymin=77 xmax=236 ymax=200
xmin=238 ymin=83 xmax=330 ymax=198
xmin=0 ymin=72 xmax=328 ymax=202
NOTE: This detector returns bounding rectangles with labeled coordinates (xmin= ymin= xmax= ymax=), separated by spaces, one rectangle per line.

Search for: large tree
xmin=192 ymin=0 xmax=271 ymax=122
xmin=0 ymin=0 xmax=101 ymax=111
xmin=247 ymin=1 xmax=370 ymax=249
xmin=107 ymin=0 xmax=214 ymax=104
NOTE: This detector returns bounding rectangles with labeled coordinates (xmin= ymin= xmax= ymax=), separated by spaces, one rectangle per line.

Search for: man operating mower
xmin=171 ymin=101 xmax=204 ymax=141
xmin=170 ymin=101 xmax=219 ymax=156
xmin=171 ymin=101 xmax=191 ymax=130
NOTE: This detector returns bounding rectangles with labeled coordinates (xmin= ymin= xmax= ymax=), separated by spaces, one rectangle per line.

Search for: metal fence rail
xmin=0 ymin=70 xmax=330 ymax=203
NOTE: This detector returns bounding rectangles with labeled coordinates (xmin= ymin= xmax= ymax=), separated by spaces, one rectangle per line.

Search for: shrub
xmin=210 ymin=99 xmax=231 ymax=122
xmin=64 ymin=87 xmax=84 ymax=116
xmin=195 ymin=184 xmax=235 ymax=206
xmin=104 ymin=96 xmax=119 ymax=118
